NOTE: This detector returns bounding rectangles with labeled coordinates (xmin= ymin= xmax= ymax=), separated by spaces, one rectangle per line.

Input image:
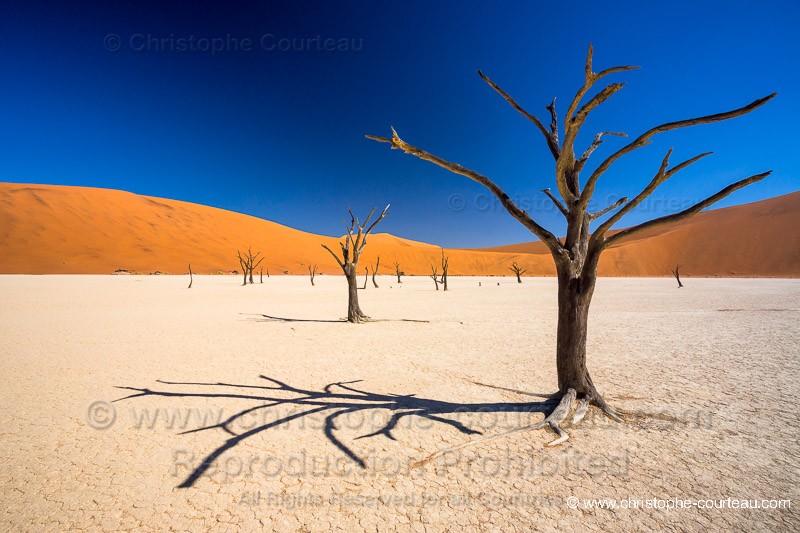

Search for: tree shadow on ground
xmin=114 ymin=375 xmax=559 ymax=488
xmin=243 ymin=314 xmax=431 ymax=324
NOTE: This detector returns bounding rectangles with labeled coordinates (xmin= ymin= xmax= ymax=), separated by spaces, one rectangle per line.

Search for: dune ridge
xmin=0 ymin=182 xmax=798 ymax=276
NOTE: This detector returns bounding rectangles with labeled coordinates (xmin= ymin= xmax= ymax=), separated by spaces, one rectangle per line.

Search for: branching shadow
xmin=244 ymin=314 xmax=431 ymax=324
xmin=114 ymin=375 xmax=559 ymax=488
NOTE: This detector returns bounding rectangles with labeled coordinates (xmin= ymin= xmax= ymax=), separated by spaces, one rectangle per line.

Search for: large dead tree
xmin=368 ymin=45 xmax=774 ymax=445
xmin=510 ymin=261 xmax=526 ymax=283
xmin=322 ymin=206 xmax=390 ymax=323
xmin=671 ymin=264 xmax=684 ymax=288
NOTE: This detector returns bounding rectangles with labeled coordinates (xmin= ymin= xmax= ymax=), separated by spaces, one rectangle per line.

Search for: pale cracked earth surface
xmin=1 ymin=275 xmax=798 ymax=532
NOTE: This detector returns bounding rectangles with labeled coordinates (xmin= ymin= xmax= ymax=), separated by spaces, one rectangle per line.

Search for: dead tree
xmin=371 ymin=256 xmax=380 ymax=288
xmin=671 ymin=265 xmax=684 ymax=288
xmin=510 ymin=261 xmax=527 ymax=283
xmin=187 ymin=263 xmax=193 ymax=289
xmin=361 ymin=267 xmax=369 ymax=289
xmin=237 ymin=247 xmax=264 ymax=286
xmin=440 ymin=249 xmax=449 ymax=291
xmin=368 ymin=44 xmax=774 ymax=445
xmin=308 ymin=264 xmax=318 ymax=286
xmin=321 ymin=205 xmax=390 ymax=323
xmin=260 ymin=267 xmax=263 ymax=284
xmin=394 ymin=260 xmax=403 ymax=283
xmin=430 ymin=265 xmax=440 ymax=290
xmin=237 ymin=251 xmax=248 ymax=286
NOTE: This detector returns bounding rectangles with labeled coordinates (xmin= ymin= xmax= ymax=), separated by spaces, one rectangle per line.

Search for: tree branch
xmin=588 ymin=196 xmax=627 ymax=221
xmin=321 ymin=244 xmax=345 ymax=269
xmin=541 ymin=188 xmax=568 ymax=217
xmin=575 ymin=131 xmax=627 ymax=173
xmin=592 ymin=150 xmax=713 ymax=242
xmin=604 ymin=170 xmax=771 ymax=248
xmin=580 ymin=92 xmax=777 ymax=209
xmin=477 ymin=70 xmax=560 ymax=159
xmin=366 ymin=129 xmax=565 ymax=256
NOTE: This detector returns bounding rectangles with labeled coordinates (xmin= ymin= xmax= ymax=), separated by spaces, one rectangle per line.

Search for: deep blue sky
xmin=1 ymin=0 xmax=798 ymax=247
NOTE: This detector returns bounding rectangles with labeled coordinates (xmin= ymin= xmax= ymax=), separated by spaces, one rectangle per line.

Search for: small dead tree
xmin=671 ymin=265 xmax=684 ymax=288
xmin=430 ymin=265 xmax=440 ymax=290
xmin=321 ymin=205 xmax=390 ymax=323
xmin=237 ymin=247 xmax=264 ymax=286
xmin=440 ymin=249 xmax=449 ymax=291
xmin=237 ymin=252 xmax=248 ymax=286
xmin=361 ymin=267 xmax=369 ymax=289
xmin=308 ymin=264 xmax=318 ymax=286
xmin=369 ymin=44 xmax=774 ymax=446
xmin=187 ymin=263 xmax=193 ymax=289
xmin=510 ymin=261 xmax=527 ymax=283
xmin=394 ymin=260 xmax=403 ymax=283
xmin=260 ymin=267 xmax=264 ymax=284
xmin=371 ymin=256 xmax=381 ymax=288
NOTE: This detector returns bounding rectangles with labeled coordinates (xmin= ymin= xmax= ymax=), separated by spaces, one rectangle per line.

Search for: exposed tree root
xmin=411 ymin=388 xmax=622 ymax=469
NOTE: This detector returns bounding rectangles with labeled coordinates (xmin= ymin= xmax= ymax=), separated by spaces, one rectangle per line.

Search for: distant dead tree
xmin=430 ymin=265 xmax=440 ymax=290
xmin=321 ymin=205 xmax=390 ymax=323
xmin=369 ymin=44 xmax=774 ymax=446
xmin=371 ymin=256 xmax=381 ymax=288
xmin=187 ymin=263 xmax=193 ymax=289
xmin=260 ymin=267 xmax=264 ymax=284
xmin=308 ymin=263 xmax=318 ymax=286
xmin=510 ymin=261 xmax=527 ymax=283
xmin=671 ymin=265 xmax=684 ymax=288
xmin=440 ymin=249 xmax=449 ymax=291
xmin=237 ymin=247 xmax=264 ymax=286
xmin=393 ymin=260 xmax=403 ymax=283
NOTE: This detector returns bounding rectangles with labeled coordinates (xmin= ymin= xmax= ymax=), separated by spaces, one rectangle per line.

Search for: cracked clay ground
xmin=1 ymin=275 xmax=798 ymax=531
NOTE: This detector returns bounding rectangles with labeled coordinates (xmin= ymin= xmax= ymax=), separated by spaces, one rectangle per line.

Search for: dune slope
xmin=0 ymin=182 xmax=797 ymax=276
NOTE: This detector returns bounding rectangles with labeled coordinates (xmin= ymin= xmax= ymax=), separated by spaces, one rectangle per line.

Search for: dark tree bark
xmin=237 ymin=248 xmax=264 ymax=286
xmin=361 ymin=267 xmax=368 ymax=289
xmin=430 ymin=265 xmax=440 ymax=290
xmin=371 ymin=256 xmax=380 ymax=288
xmin=510 ymin=261 xmax=526 ymax=283
xmin=237 ymin=252 xmax=248 ymax=286
xmin=671 ymin=265 xmax=684 ymax=288
xmin=260 ymin=268 xmax=263 ymax=284
xmin=368 ymin=44 xmax=774 ymax=443
xmin=394 ymin=260 xmax=403 ymax=283
xmin=440 ymin=249 xmax=449 ymax=291
xmin=308 ymin=264 xmax=318 ymax=286
xmin=188 ymin=263 xmax=193 ymax=289
xmin=321 ymin=205 xmax=390 ymax=323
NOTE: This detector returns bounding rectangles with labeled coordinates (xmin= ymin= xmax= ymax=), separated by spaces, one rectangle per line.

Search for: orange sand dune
xmin=482 ymin=191 xmax=800 ymax=277
xmin=0 ymin=182 xmax=798 ymax=276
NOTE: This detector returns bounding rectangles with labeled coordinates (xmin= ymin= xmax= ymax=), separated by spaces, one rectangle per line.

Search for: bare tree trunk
xmin=248 ymin=268 xmax=254 ymax=284
xmin=430 ymin=266 xmax=439 ymax=290
xmin=188 ymin=263 xmax=193 ymax=289
xmin=671 ymin=265 xmax=684 ymax=288
xmin=394 ymin=261 xmax=402 ymax=283
xmin=371 ymin=256 xmax=380 ymax=288
xmin=308 ymin=264 xmax=317 ymax=286
xmin=555 ymin=266 xmax=600 ymax=399
xmin=260 ymin=268 xmax=263 ymax=284
xmin=440 ymin=250 xmax=449 ymax=291
xmin=362 ymin=267 xmax=368 ymax=290
xmin=347 ymin=266 xmax=368 ymax=322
